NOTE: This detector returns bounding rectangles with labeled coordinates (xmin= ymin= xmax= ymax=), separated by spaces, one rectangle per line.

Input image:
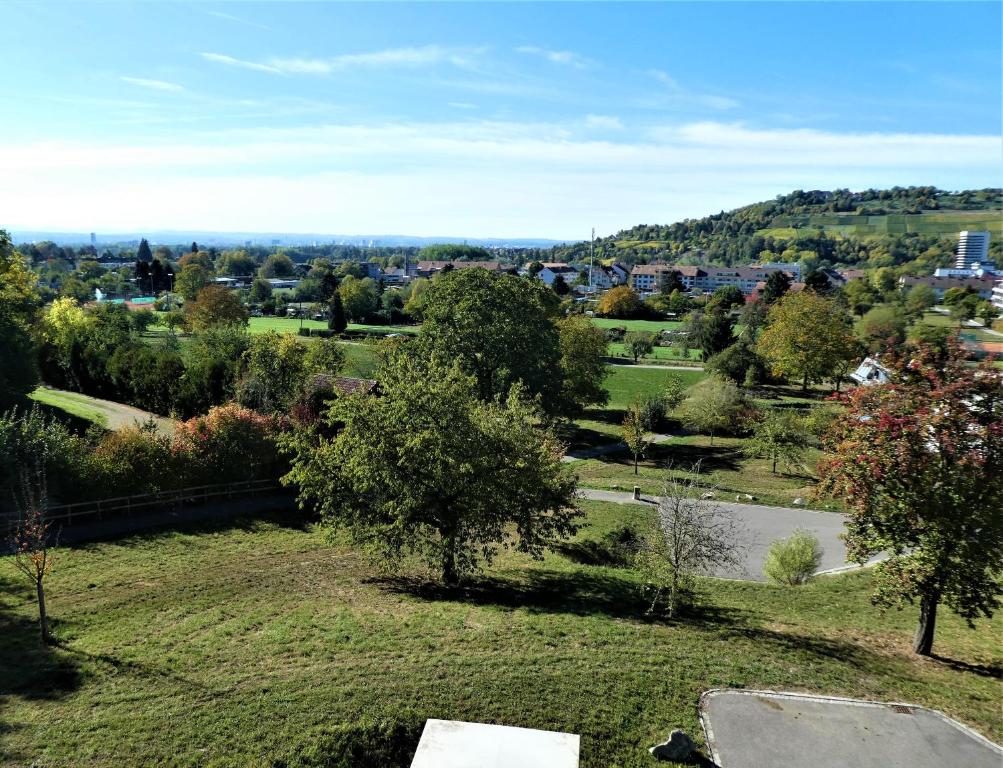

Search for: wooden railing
xmin=1 ymin=479 xmax=287 ymax=533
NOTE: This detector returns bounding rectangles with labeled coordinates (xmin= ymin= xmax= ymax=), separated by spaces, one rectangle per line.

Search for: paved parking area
xmin=699 ymin=690 xmax=1002 ymax=768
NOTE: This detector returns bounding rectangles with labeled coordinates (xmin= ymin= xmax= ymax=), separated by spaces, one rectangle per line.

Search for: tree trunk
xmin=441 ymin=534 xmax=459 ymax=586
xmin=36 ymin=580 xmax=51 ymax=644
xmin=912 ymin=592 xmax=938 ymax=656
xmin=772 ymin=456 xmax=777 ymax=474
xmin=802 ymin=372 xmax=809 ymax=392
xmin=634 ymin=453 xmax=638 ymax=474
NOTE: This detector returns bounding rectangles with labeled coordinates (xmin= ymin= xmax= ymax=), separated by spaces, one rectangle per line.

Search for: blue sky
xmin=1 ymin=1 xmax=1000 ymax=239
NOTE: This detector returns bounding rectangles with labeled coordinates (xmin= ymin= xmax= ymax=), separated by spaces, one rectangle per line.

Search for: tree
xmin=10 ymin=476 xmax=55 ymax=643
xmin=706 ymin=342 xmax=766 ymax=385
xmin=764 ymin=530 xmax=823 ymax=586
xmin=950 ymin=294 xmax=979 ymax=327
xmin=338 ymin=275 xmax=378 ymax=321
xmin=527 ymin=261 xmax=543 ymax=278
xmin=762 ymin=270 xmax=792 ymax=304
xmin=237 ymin=331 xmax=309 ymax=414
xmin=183 ymin=285 xmax=249 ymax=332
xmin=859 ymin=305 xmax=908 ymax=352
xmin=175 ymin=264 xmax=210 ymax=302
xmin=622 ymin=401 xmax=651 ymax=475
xmin=708 ymin=285 xmax=744 ymax=312
xmin=689 ymin=309 xmax=735 ymax=361
xmin=136 ymin=237 xmax=152 ymax=263
xmin=328 ymin=290 xmax=348 ymax=332
xmin=676 ymin=375 xmax=749 ymax=444
xmin=596 ymin=285 xmax=642 ymax=318
xmin=637 ymin=471 xmax=745 ymax=617
xmin=904 ymin=283 xmax=936 ymax=316
xmin=216 ymin=250 xmax=258 ymax=277
xmin=817 ymin=342 xmax=1003 ymax=656
xmin=976 ymin=300 xmax=997 ymax=326
xmin=662 ymin=374 xmax=687 ymax=412
xmin=282 ymin=352 xmax=579 ymax=585
xmin=744 ymin=410 xmax=809 ymax=475
xmin=843 ymin=278 xmax=877 ymax=316
xmin=417 ymin=268 xmax=564 ymax=413
xmin=0 ymin=231 xmax=40 ymax=409
xmin=803 ymin=269 xmax=832 ymax=294
xmin=756 ymin=291 xmax=858 ymax=391
xmin=624 ymin=330 xmax=655 ymax=362
xmin=551 ymin=273 xmax=570 ymax=296
xmin=556 ymin=316 xmax=608 ymax=416
xmin=249 ymin=278 xmax=273 ymax=303
xmin=258 ymin=253 xmax=296 ymax=279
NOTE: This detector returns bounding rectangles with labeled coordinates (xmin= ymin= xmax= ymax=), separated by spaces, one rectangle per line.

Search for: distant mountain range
xmin=8 ymin=229 xmax=567 ymax=249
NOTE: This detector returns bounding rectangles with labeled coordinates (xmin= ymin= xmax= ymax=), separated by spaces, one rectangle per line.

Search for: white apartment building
xmin=955 ymin=231 xmax=991 ymax=268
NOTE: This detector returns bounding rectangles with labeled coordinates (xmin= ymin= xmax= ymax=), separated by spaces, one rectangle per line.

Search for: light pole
xmin=588 ymin=227 xmax=595 ymax=294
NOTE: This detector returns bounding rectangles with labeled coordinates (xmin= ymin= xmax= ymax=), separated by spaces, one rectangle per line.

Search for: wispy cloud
xmin=516 ymin=46 xmax=592 ymax=69
xmin=120 ymin=76 xmax=185 ymax=93
xmin=644 ymin=69 xmax=739 ymax=111
xmin=585 ymin=114 xmax=623 ymax=130
xmin=201 ymin=46 xmax=481 ymax=76
xmin=200 ymin=52 xmax=282 ymax=74
xmin=205 ymin=10 xmax=270 ymax=31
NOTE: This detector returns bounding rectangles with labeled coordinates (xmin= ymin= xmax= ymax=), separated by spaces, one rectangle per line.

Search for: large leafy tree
xmin=756 ymin=291 xmax=858 ymax=390
xmin=0 ymin=230 xmax=40 ymax=409
xmin=184 ymin=285 xmax=248 ymax=332
xmin=676 ymin=375 xmax=750 ymax=444
xmin=556 ymin=316 xmax=608 ymax=416
xmin=596 ymin=285 xmax=642 ymax=318
xmin=417 ymin=268 xmax=565 ymax=413
xmin=744 ymin=410 xmax=808 ymax=475
xmin=283 ymin=350 xmax=579 ymax=584
xmin=817 ymin=342 xmax=1003 ymax=655
xmin=175 ymin=263 xmax=210 ymax=302
xmin=688 ymin=309 xmax=735 ymax=361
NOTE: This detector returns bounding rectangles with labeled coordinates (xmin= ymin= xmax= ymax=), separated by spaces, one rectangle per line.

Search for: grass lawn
xmin=28 ymin=387 xmax=109 ymax=428
xmin=604 ymin=366 xmax=706 ymax=410
xmin=919 ymin=311 xmax=1000 ymax=344
xmin=2 ymin=505 xmax=999 ymax=767
xmin=572 ymin=435 xmax=837 ymax=510
xmin=247 ymin=317 xmax=419 ymax=336
xmin=606 ymin=343 xmax=703 ymax=363
xmin=590 ymin=317 xmax=685 ymax=333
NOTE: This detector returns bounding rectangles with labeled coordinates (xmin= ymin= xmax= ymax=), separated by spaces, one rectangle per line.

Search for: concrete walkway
xmin=700 ymin=690 xmax=1002 ymax=768
xmin=577 ymin=488 xmax=874 ymax=581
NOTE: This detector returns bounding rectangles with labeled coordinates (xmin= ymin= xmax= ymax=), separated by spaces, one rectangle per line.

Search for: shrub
xmin=764 ymin=529 xmax=823 ymax=585
xmin=298 ymin=327 xmax=311 ymax=337
xmin=92 ymin=423 xmax=176 ymax=495
xmin=637 ymin=393 xmax=667 ymax=431
xmin=172 ymin=403 xmax=285 ymax=485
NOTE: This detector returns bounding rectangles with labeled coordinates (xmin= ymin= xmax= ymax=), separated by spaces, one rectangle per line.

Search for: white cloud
xmin=200 ymin=52 xmax=282 ymax=74
xmin=585 ymin=114 xmax=623 ymax=130
xmin=644 ymin=69 xmax=739 ymax=111
xmin=202 ymin=46 xmax=481 ymax=76
xmin=516 ymin=46 xmax=592 ymax=69
xmin=120 ymin=76 xmax=185 ymax=92
xmin=205 ymin=10 xmax=270 ymax=31
xmin=2 ymin=120 xmax=998 ymax=238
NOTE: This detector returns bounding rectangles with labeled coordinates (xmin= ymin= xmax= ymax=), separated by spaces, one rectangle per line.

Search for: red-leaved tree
xmin=817 ymin=340 xmax=1003 ymax=655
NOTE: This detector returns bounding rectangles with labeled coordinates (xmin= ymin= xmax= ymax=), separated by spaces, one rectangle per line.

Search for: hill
xmin=551 ymin=187 xmax=1003 ymax=272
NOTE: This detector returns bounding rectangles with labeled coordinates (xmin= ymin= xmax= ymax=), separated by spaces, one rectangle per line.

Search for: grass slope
xmin=1 ymin=506 xmax=999 ymax=767
xmin=28 ymin=388 xmax=109 ymax=428
xmin=756 ymin=210 xmax=1003 ymax=241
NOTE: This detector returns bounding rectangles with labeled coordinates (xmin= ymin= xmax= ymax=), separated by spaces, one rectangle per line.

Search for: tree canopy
xmin=282 ymin=350 xmax=579 ymax=584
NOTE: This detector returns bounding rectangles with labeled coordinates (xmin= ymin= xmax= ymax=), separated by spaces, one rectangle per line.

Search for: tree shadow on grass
xmin=594 ymin=442 xmax=741 ymax=475
xmin=372 ymin=569 xmax=749 ymax=629
xmin=928 ymin=653 xmax=1002 ymax=680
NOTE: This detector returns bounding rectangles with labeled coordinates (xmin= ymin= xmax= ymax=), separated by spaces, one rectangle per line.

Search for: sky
xmin=1 ymin=1 xmax=1001 ymax=240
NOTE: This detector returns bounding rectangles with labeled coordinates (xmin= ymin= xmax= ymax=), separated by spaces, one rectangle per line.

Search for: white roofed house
xmin=849 ymin=357 xmax=891 ymax=387
xmin=538 ymin=262 xmax=579 ymax=287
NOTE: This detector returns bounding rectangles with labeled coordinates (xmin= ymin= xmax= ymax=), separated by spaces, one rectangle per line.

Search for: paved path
xmin=33 ymin=387 xmax=175 ymax=435
xmin=700 ymin=690 xmax=1002 ymax=768
xmin=578 ymin=488 xmax=874 ymax=581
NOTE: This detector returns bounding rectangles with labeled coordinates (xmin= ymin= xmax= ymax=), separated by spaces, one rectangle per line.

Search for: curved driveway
xmin=578 ymin=488 xmax=881 ymax=582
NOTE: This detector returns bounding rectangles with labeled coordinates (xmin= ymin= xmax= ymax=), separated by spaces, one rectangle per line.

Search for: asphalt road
xmin=578 ymin=488 xmax=875 ymax=582
xmin=700 ymin=690 xmax=1002 ymax=768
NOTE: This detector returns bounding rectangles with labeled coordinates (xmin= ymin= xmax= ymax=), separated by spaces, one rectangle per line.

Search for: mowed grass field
xmin=2 ymin=503 xmax=999 ymax=767
xmin=246 ymin=317 xmax=419 ymax=335
xmin=590 ymin=317 xmax=685 ymax=333
xmin=604 ymin=366 xmax=706 ymax=410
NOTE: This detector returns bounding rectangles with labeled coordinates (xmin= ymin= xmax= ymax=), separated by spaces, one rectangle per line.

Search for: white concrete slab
xmin=410 ymin=719 xmax=580 ymax=768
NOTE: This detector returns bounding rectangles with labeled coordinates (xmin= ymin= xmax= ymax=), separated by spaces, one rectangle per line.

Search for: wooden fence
xmin=1 ymin=479 xmax=286 ymax=533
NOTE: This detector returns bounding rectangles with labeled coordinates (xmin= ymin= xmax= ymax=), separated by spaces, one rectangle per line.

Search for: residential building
xmin=898 ymin=274 xmax=996 ymax=300
xmin=991 ymin=280 xmax=1003 ymax=312
xmin=933 ymin=262 xmax=999 ymax=278
xmin=955 ymin=230 xmax=991 ymax=268
xmin=416 ymin=260 xmax=505 ymax=277
xmin=849 ymin=357 xmax=891 ymax=387
xmin=630 ymin=263 xmax=796 ymax=296
xmin=537 ymin=262 xmax=579 ymax=287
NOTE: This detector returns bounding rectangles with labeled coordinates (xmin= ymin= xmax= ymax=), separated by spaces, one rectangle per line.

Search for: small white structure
xmin=849 ymin=357 xmax=891 ymax=387
xmin=410 ymin=719 xmax=580 ymax=768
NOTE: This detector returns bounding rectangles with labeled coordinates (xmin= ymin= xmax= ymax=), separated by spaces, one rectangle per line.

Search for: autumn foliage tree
xmin=756 ymin=291 xmax=858 ymax=391
xmin=817 ymin=341 xmax=1003 ymax=656
xmin=183 ymin=284 xmax=249 ymax=332
xmin=596 ymin=285 xmax=642 ymax=318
